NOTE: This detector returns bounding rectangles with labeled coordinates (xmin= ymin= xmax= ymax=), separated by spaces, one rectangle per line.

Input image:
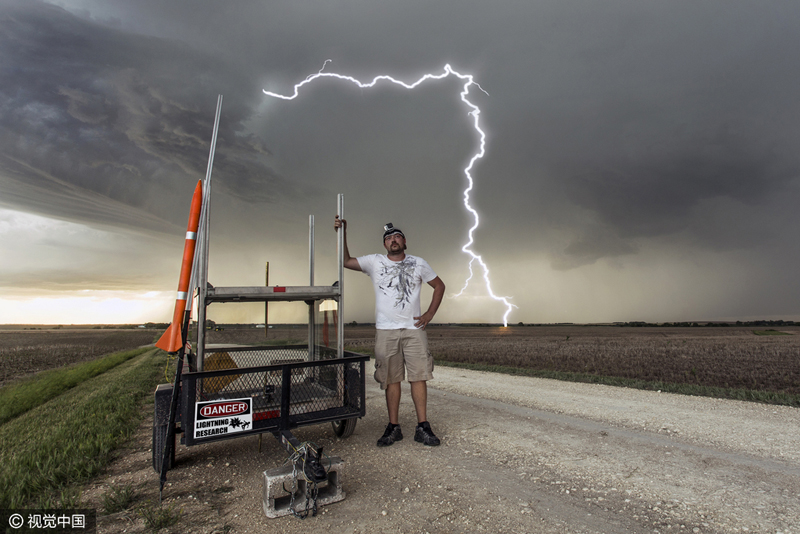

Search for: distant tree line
xmin=618 ymin=320 xmax=798 ymax=327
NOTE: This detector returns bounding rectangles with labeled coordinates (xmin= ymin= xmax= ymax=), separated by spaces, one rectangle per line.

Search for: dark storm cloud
xmin=2 ymin=0 xmax=800 ymax=322
xmin=470 ymin=0 xmax=800 ymax=269
xmin=0 ymin=0 xmax=297 ymax=232
xmin=563 ymin=138 xmax=793 ymax=239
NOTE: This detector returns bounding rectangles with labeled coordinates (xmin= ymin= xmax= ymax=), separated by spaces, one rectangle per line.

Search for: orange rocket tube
xmin=156 ymin=180 xmax=203 ymax=353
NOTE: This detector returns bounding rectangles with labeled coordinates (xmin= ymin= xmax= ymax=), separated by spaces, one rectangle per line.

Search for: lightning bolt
xmin=263 ymin=61 xmax=516 ymax=327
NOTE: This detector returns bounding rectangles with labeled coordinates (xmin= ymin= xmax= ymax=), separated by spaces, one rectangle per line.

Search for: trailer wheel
xmin=331 ymin=418 xmax=357 ymax=438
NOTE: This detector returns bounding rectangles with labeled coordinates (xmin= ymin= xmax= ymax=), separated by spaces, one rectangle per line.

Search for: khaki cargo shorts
xmin=373 ymin=328 xmax=434 ymax=390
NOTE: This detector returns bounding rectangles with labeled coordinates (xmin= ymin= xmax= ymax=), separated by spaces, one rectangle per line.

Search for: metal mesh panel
xmin=288 ymin=360 xmax=364 ymax=425
xmin=204 ymin=346 xmax=311 ymax=369
xmin=182 ymin=349 xmax=367 ymax=445
xmin=203 ymin=345 xmax=340 ymax=366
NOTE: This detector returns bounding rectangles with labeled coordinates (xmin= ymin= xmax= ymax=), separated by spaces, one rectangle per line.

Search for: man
xmin=334 ymin=216 xmax=445 ymax=447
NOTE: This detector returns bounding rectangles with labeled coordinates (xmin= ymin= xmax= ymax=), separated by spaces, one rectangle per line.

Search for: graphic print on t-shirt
xmin=377 ymin=257 xmax=417 ymax=310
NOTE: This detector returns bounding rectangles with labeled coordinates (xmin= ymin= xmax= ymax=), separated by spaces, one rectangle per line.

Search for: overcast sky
xmin=1 ymin=0 xmax=799 ymax=324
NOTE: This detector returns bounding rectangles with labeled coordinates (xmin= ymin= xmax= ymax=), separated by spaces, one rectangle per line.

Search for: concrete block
xmin=262 ymin=456 xmax=345 ymax=518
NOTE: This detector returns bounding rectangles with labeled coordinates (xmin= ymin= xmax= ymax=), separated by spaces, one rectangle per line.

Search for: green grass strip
xmin=435 ymin=359 xmax=800 ymax=407
xmin=0 ymin=349 xmax=165 ymax=509
xmin=753 ymin=329 xmax=792 ymax=336
xmin=0 ymin=347 xmax=151 ymax=426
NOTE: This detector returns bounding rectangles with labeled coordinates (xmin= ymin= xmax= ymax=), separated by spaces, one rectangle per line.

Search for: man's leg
xmin=386 ymin=382 xmax=402 ymax=425
xmin=411 ymin=380 xmax=439 ymax=446
xmin=402 ymin=329 xmax=439 ymax=445
xmin=409 ymin=380 xmax=427 ymax=423
xmin=375 ymin=330 xmax=405 ymax=446
xmin=377 ymin=381 xmax=403 ymax=447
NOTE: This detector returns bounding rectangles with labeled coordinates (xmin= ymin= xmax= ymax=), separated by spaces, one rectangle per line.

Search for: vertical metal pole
xmin=309 ymin=215 xmax=315 ymax=287
xmin=337 ymin=195 xmax=344 ymax=359
xmin=308 ymin=215 xmax=315 ymax=360
xmin=261 ymin=259 xmax=269 ymax=452
xmin=265 ymin=262 xmax=269 ymax=338
xmin=280 ymin=366 xmax=292 ymax=431
xmin=188 ymin=215 xmax=203 ymax=361
xmin=186 ymin=230 xmax=201 ymax=362
xmin=196 ymin=94 xmax=223 ymax=372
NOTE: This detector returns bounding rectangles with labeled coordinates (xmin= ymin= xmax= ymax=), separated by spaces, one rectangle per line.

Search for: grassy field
xmin=342 ymin=324 xmax=800 ymax=404
xmin=0 ymin=328 xmax=156 ymax=386
xmin=0 ymin=327 xmax=166 ymax=509
xmin=0 ymin=348 xmax=165 ymax=508
xmin=0 ymin=346 xmax=152 ymax=426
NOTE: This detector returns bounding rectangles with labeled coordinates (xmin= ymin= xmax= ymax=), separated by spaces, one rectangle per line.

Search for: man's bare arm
xmin=414 ymin=276 xmax=445 ymax=329
xmin=334 ymin=216 xmax=362 ymax=271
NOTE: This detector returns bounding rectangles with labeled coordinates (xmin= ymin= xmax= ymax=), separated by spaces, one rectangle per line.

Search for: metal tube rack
xmin=154 ymin=141 xmax=364 ymax=517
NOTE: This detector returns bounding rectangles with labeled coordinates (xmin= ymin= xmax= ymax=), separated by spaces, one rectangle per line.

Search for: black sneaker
xmin=414 ymin=422 xmax=440 ymax=446
xmin=377 ymin=423 xmax=403 ymax=447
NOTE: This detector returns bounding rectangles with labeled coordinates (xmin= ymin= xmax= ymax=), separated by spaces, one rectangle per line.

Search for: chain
xmin=288 ymin=478 xmax=319 ymax=519
xmin=284 ymin=442 xmax=327 ymax=519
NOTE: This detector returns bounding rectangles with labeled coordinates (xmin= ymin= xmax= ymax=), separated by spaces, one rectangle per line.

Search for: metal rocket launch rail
xmin=156 ymin=94 xmax=223 ymax=354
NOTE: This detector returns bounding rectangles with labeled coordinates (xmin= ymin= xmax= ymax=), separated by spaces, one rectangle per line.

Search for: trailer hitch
xmin=278 ymin=430 xmax=327 ymax=482
xmin=276 ymin=430 xmax=330 ymax=517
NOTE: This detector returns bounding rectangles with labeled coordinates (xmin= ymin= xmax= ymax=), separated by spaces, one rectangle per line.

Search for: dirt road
xmin=88 ymin=362 xmax=800 ymax=533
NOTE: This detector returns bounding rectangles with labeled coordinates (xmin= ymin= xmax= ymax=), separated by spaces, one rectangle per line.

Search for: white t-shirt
xmin=356 ymin=254 xmax=438 ymax=330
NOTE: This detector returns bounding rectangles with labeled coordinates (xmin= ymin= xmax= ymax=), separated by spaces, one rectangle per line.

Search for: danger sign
xmin=194 ymin=397 xmax=253 ymax=439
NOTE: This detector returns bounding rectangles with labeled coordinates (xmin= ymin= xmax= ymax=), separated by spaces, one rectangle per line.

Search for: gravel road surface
xmin=88 ymin=362 xmax=800 ymax=534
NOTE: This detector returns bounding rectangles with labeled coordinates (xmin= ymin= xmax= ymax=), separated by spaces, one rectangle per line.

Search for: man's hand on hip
xmin=414 ymin=312 xmax=434 ymax=330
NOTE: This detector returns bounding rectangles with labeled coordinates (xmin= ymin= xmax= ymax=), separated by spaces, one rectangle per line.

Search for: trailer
xmin=153 ymin=96 xmax=368 ymax=518
xmin=153 ymin=342 xmax=368 ymax=518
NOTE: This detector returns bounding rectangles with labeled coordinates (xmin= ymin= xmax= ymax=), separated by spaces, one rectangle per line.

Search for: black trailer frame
xmin=183 ymin=348 xmax=368 ymax=445
xmin=153 ymin=347 xmax=368 ymax=473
